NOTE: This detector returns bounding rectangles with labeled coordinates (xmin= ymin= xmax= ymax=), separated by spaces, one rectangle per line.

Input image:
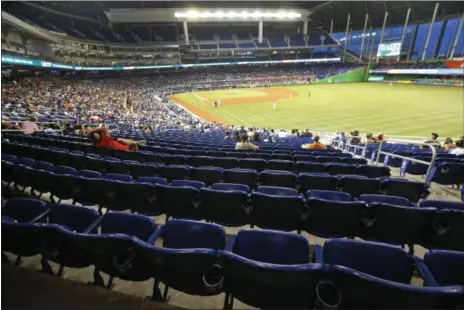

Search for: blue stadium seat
xmin=342 ymin=157 xmax=368 ymax=165
xmin=314 ymin=239 xmax=464 ymax=308
xmin=121 ymin=181 xmax=160 ymax=215
xmin=267 ymin=159 xmax=295 ymax=171
xmin=191 ymin=167 xmax=223 ymax=186
xmin=2 ymin=198 xmax=48 ymax=264
xmin=419 ymin=200 xmax=464 ymax=211
xmin=258 ymin=170 xmax=296 ymax=188
xmin=164 ymin=155 xmax=189 ymax=166
xmin=39 ymin=204 xmax=100 ymax=275
xmin=200 ymin=183 xmax=250 ymax=227
xmin=74 ymin=212 xmax=156 ymax=289
xmin=355 ymin=165 xmax=391 ymax=178
xmin=362 ymin=203 xmax=437 ymax=253
xmin=223 ymin=168 xmax=257 ymax=189
xmin=359 ymin=194 xmax=411 ymax=207
xmin=130 ymin=163 xmax=160 ymax=179
xmin=318 ymin=156 xmax=342 ymax=163
xmin=214 ymin=157 xmax=239 ymax=169
xmin=380 ymin=179 xmax=429 ymax=203
xmin=251 ymin=186 xmax=305 ymax=232
xmin=159 ymin=165 xmax=191 ymax=182
xmin=305 ymin=196 xmax=365 ymax=238
xmin=427 ymin=163 xmax=464 ymax=185
xmin=427 ymin=209 xmax=464 ymax=251
xmin=134 ymin=219 xmax=226 ymax=300
xmin=422 ymin=250 xmax=464 ymax=286
xmin=189 ymin=156 xmax=214 ymax=167
xmin=306 ymin=189 xmax=351 ymax=201
xmin=400 ymin=156 xmax=430 ymax=176
xmin=296 ymin=161 xmax=326 ymax=173
xmin=337 ymin=175 xmax=380 ymax=197
xmin=220 ymin=229 xmax=324 ymax=309
xmin=297 ymin=173 xmax=337 ymax=192
xmin=325 ymin=163 xmax=354 ymax=175
xmin=156 ymin=181 xmax=204 ymax=220
xmin=239 ymin=158 xmax=267 ymax=171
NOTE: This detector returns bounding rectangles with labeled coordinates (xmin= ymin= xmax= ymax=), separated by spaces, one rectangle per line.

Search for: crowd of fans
xmin=1 ymin=71 xmax=463 ymax=156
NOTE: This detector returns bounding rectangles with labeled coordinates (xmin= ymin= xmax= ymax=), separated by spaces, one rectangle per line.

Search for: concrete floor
xmin=2 ymin=165 xmax=463 ymax=309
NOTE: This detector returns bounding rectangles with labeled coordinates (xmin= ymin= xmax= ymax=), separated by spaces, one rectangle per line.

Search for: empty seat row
xmin=2 ymin=156 xmax=425 ymax=201
xmin=3 ymin=199 xmax=463 ymax=309
xmin=5 ymin=133 xmax=345 ymax=155
xmin=2 ymin=160 xmax=461 ymax=252
xmin=2 ymin=142 xmax=390 ymax=178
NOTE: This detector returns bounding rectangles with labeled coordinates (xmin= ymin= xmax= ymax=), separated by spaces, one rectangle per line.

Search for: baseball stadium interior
xmin=1 ymin=1 xmax=464 ymax=309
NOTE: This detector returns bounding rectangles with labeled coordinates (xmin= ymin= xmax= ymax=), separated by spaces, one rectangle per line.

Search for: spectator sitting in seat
xmin=88 ymin=125 xmax=139 ymax=151
xmin=424 ymin=132 xmax=441 ymax=149
xmin=252 ymin=132 xmax=261 ymax=142
xmin=302 ymin=135 xmax=327 ymax=150
xmin=233 ymin=131 xmax=241 ymax=141
xmin=442 ymin=138 xmax=455 ymax=151
xmin=21 ymin=117 xmax=40 ymax=135
xmin=373 ymin=132 xmax=386 ymax=142
xmin=349 ymin=130 xmax=361 ymax=144
xmin=363 ymin=133 xmax=375 ymax=144
xmin=449 ymin=138 xmax=464 ymax=156
xmin=235 ymin=133 xmax=259 ymax=152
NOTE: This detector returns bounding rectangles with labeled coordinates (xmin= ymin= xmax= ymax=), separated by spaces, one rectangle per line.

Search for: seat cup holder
xmin=432 ymin=217 xmax=450 ymax=235
xmin=113 ymin=249 xmax=135 ymax=273
xmin=362 ymin=210 xmax=376 ymax=227
xmin=316 ymin=280 xmax=342 ymax=309
xmin=203 ymin=264 xmax=224 ymax=293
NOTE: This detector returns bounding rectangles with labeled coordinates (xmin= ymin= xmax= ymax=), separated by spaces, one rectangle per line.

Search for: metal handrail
xmin=343 ymin=142 xmax=369 ymax=157
xmin=375 ymin=139 xmax=437 ymax=183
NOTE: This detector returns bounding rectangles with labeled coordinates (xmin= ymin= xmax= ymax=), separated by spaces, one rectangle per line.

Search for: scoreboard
xmin=377 ymin=42 xmax=402 ymax=57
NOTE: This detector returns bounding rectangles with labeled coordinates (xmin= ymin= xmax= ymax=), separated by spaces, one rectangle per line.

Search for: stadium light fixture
xmin=174 ymin=10 xmax=301 ymax=20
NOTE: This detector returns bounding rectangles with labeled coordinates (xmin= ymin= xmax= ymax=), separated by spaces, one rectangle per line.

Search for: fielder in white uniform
xmin=273 ymin=101 xmax=277 ymax=110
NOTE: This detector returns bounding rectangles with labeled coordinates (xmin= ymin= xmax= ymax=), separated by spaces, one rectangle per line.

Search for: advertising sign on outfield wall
xmin=1 ymin=55 xmax=341 ymax=71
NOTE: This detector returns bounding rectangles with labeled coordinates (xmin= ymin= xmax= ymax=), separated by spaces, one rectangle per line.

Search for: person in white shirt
xmin=450 ymin=139 xmax=464 ymax=156
xmin=277 ymin=130 xmax=287 ymax=138
xmin=273 ymin=101 xmax=277 ymax=110
xmin=235 ymin=134 xmax=259 ymax=152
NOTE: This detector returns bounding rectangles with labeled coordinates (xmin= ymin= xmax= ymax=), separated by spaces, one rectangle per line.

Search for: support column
xmin=258 ymin=20 xmax=263 ymax=43
xmin=330 ymin=19 xmax=334 ymax=35
xmin=359 ymin=13 xmax=369 ymax=62
xmin=379 ymin=11 xmax=389 ymax=45
xmin=422 ymin=2 xmax=439 ymax=60
xmin=399 ymin=8 xmax=411 ymax=61
xmin=183 ymin=20 xmax=189 ymax=44
xmin=303 ymin=20 xmax=308 ymax=36
xmin=450 ymin=13 xmax=464 ymax=59
xmin=343 ymin=14 xmax=351 ymax=63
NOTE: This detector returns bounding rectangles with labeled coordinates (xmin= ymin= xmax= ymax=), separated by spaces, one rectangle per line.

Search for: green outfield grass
xmin=173 ymin=83 xmax=464 ymax=137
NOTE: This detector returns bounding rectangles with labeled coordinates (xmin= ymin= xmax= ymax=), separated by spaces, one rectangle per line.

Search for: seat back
xmin=161 ymin=219 xmax=225 ymax=250
xmin=3 ymin=198 xmax=47 ymax=222
xmin=424 ymin=250 xmax=464 ymax=286
xmin=232 ymin=229 xmax=310 ymax=264
xmin=48 ymin=204 xmax=99 ymax=232
xmin=322 ymin=239 xmax=414 ymax=283
xmin=100 ymin=212 xmax=155 ymax=241
xmin=359 ymin=194 xmax=411 ymax=207
xmin=420 ymin=200 xmax=464 ymax=211
xmin=306 ymin=190 xmax=351 ymax=201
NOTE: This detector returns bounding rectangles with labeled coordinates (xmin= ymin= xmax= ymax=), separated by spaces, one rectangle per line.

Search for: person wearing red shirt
xmin=88 ymin=126 xmax=139 ymax=151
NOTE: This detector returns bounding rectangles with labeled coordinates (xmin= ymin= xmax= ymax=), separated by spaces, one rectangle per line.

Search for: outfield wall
xmin=368 ymin=76 xmax=463 ymax=87
xmin=313 ymin=66 xmax=368 ymax=84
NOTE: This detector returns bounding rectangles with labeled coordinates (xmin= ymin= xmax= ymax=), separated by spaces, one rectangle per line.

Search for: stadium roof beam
xmin=421 ymin=2 xmax=439 ymax=60
xmin=105 ymin=8 xmax=310 ymax=23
